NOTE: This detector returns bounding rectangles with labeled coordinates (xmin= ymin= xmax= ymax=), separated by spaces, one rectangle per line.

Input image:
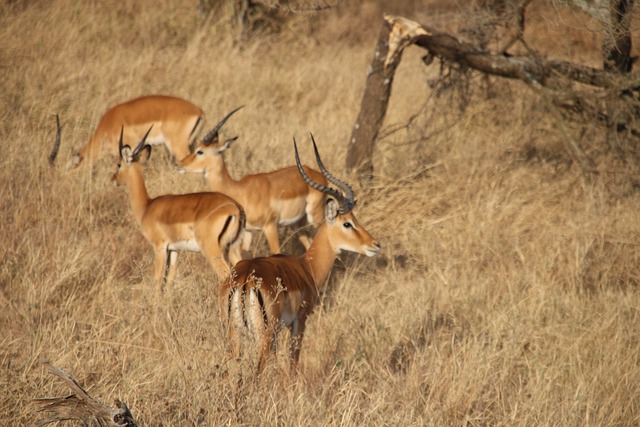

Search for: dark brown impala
xmin=220 ymin=135 xmax=381 ymax=375
xmin=111 ymin=127 xmax=245 ymax=289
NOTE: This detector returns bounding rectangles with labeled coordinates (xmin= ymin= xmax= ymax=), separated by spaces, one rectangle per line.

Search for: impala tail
xmin=225 ymin=270 xmax=270 ymax=370
xmin=227 ymin=273 xmax=268 ymax=340
xmin=220 ymin=207 xmax=246 ymax=267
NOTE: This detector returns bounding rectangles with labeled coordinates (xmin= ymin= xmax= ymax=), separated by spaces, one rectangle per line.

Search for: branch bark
xmin=604 ymin=0 xmax=635 ymax=73
xmin=33 ymin=361 xmax=137 ymax=427
xmin=346 ymin=16 xmax=428 ymax=178
xmin=346 ymin=11 xmax=640 ymax=177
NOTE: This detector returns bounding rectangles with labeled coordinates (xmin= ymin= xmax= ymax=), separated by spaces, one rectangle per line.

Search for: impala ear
xmin=221 ymin=136 xmax=238 ymax=152
xmin=325 ymin=198 xmax=339 ymax=223
xmin=138 ymin=145 xmax=151 ymax=165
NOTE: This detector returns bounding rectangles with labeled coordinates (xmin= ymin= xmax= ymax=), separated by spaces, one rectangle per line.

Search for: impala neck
xmin=205 ymin=154 xmax=238 ymax=192
xmin=301 ymin=223 xmax=338 ymax=288
xmin=125 ymin=164 xmax=151 ymax=226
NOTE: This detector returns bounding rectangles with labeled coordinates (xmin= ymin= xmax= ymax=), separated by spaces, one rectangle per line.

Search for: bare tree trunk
xmin=346 ymin=8 xmax=640 ymax=179
xmin=345 ymin=16 xmax=428 ymax=178
xmin=602 ymin=0 xmax=635 ymax=151
xmin=345 ymin=19 xmax=394 ymax=178
xmin=604 ymin=0 xmax=634 ymax=73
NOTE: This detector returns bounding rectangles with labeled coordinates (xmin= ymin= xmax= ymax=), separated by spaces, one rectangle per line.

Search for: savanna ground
xmin=2 ymin=0 xmax=640 ymax=425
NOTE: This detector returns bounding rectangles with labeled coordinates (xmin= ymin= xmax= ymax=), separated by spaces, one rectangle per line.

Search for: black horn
xmin=118 ymin=126 xmax=125 ymax=154
xmin=294 ymin=137 xmax=355 ymax=214
xmin=202 ymin=106 xmax=244 ymax=146
xmin=133 ymin=125 xmax=153 ymax=158
xmin=310 ymin=133 xmax=356 ymax=210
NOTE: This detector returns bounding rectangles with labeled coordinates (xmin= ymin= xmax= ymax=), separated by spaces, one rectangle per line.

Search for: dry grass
xmin=2 ymin=0 xmax=640 ymax=425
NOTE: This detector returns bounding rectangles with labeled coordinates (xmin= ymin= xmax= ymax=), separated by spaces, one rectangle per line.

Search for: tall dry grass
xmin=1 ymin=0 xmax=639 ymax=425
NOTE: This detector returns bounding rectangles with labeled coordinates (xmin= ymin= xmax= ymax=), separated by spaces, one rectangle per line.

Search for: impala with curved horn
xmin=68 ymin=95 xmax=204 ymax=169
xmin=221 ymin=135 xmax=381 ymax=375
xmin=177 ymin=107 xmax=328 ymax=255
xmin=112 ymin=126 xmax=245 ymax=288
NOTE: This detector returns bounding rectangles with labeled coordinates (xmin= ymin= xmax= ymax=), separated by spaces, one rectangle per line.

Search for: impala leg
xmin=228 ymin=289 xmax=243 ymax=359
xmin=153 ymin=247 xmax=169 ymax=292
xmin=289 ymin=318 xmax=306 ymax=376
xmin=306 ymin=197 xmax=325 ymax=230
xmin=228 ymin=241 xmax=243 ymax=268
xmin=165 ymin=249 xmax=179 ymax=285
xmin=200 ymin=239 xmax=230 ymax=280
xmin=74 ymin=134 xmax=102 ymax=168
xmin=257 ymin=329 xmax=275 ymax=375
xmin=262 ymin=222 xmax=281 ymax=254
xmin=169 ymin=140 xmax=190 ymax=164
xmin=297 ymin=234 xmax=312 ymax=250
xmin=166 ymin=117 xmax=200 ymax=162
xmin=242 ymin=232 xmax=253 ymax=253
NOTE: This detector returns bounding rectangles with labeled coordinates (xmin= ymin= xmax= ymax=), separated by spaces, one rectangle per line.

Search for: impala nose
xmin=365 ymin=241 xmax=381 ymax=257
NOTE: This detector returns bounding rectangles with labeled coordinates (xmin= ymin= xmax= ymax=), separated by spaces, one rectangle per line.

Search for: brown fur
xmin=112 ymin=145 xmax=245 ymax=288
xmin=221 ymin=200 xmax=380 ymax=375
xmin=178 ymin=138 xmax=328 ymax=254
xmin=71 ymin=95 xmax=203 ymax=168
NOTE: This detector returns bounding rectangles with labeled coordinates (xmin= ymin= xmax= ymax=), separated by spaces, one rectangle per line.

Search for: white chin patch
xmin=364 ymin=247 xmax=380 ymax=257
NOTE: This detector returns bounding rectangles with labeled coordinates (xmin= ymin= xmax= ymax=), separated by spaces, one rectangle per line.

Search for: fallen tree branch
xmin=414 ymin=28 xmax=639 ymax=89
xmin=346 ymin=12 xmax=640 ymax=177
xmin=33 ymin=361 xmax=137 ymax=427
xmin=346 ymin=15 xmax=430 ymax=178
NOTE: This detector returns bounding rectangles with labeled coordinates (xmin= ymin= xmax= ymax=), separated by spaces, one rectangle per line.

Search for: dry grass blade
xmin=32 ymin=361 xmax=137 ymax=427
xmin=3 ymin=1 xmax=640 ymax=425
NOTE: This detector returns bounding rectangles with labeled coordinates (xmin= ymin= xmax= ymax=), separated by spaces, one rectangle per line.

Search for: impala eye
xmin=343 ymin=222 xmax=353 ymax=229
xmin=196 ymin=150 xmax=204 ymax=156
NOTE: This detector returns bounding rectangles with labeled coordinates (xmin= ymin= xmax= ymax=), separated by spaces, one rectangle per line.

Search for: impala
xmin=220 ymin=136 xmax=381 ymax=375
xmin=177 ymin=107 xmax=329 ymax=255
xmin=69 ymin=95 xmax=204 ymax=169
xmin=112 ymin=127 xmax=246 ymax=288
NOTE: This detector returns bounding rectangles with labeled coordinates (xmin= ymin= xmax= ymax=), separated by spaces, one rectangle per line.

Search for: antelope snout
xmin=365 ymin=241 xmax=381 ymax=257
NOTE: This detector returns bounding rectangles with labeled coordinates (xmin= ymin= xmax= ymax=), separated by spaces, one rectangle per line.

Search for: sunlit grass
xmin=1 ymin=0 xmax=639 ymax=425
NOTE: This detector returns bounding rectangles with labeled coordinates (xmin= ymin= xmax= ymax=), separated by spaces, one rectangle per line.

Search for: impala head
xmin=111 ymin=126 xmax=152 ymax=186
xmin=294 ymin=135 xmax=381 ymax=257
xmin=177 ymin=106 xmax=243 ymax=174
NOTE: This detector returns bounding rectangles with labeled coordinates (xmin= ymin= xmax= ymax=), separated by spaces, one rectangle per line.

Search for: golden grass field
xmin=2 ymin=0 xmax=640 ymax=425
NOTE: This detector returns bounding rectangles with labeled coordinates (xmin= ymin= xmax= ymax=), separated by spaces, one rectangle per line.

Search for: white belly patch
xmin=145 ymin=133 xmax=165 ymax=146
xmin=278 ymin=212 xmax=305 ymax=227
xmin=169 ymin=239 xmax=201 ymax=252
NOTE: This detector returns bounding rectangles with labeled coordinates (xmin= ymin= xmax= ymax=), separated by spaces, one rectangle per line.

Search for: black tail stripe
xmin=256 ymin=288 xmax=268 ymax=327
xmin=241 ymin=284 xmax=249 ymax=329
xmin=218 ymin=215 xmax=234 ymax=246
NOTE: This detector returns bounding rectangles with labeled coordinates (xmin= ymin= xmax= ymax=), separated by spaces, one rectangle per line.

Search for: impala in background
xmin=69 ymin=95 xmax=204 ymax=169
xmin=178 ymin=107 xmax=328 ymax=255
xmin=221 ymin=135 xmax=381 ymax=375
xmin=112 ymin=127 xmax=245 ymax=290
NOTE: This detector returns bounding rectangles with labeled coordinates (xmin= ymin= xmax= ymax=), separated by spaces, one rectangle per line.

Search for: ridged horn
xmin=202 ymin=106 xmax=244 ymax=146
xmin=294 ymin=137 xmax=354 ymax=214
xmin=132 ymin=125 xmax=153 ymax=159
xmin=310 ymin=133 xmax=356 ymax=212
